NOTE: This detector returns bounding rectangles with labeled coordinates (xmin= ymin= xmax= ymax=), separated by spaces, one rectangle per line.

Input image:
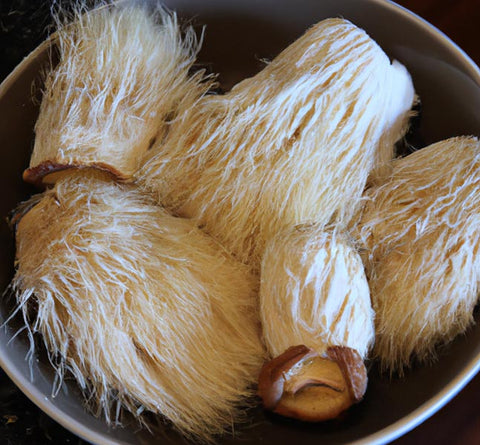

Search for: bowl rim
xmin=1 ymin=1 xmax=480 ymax=444
xmin=350 ymin=1 xmax=480 ymax=444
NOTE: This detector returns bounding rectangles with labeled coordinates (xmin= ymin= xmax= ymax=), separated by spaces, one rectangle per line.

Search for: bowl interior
xmin=1 ymin=1 xmax=480 ymax=444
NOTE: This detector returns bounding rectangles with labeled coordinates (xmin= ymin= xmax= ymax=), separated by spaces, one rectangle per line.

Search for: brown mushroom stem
xmin=258 ymin=345 xmax=367 ymax=422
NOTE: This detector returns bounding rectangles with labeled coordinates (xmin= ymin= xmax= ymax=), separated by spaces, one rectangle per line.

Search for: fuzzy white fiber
xmin=357 ymin=136 xmax=480 ymax=371
xmin=26 ymin=1 xmax=210 ymax=184
xmin=260 ymin=225 xmax=374 ymax=359
xmin=12 ymin=170 xmax=264 ymax=440
xmin=140 ymin=18 xmax=415 ymax=267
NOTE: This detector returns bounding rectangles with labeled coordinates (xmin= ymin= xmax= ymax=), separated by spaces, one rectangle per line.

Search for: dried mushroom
xmin=258 ymin=345 xmax=367 ymax=421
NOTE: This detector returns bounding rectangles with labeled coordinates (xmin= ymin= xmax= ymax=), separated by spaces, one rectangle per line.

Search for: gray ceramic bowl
xmin=1 ymin=1 xmax=480 ymax=444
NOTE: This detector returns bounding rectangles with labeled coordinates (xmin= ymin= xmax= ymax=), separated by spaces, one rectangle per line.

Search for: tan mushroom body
xmin=357 ymin=136 xmax=480 ymax=371
xmin=141 ymin=17 xmax=415 ymax=268
xmin=260 ymin=227 xmax=374 ymax=358
xmin=13 ymin=170 xmax=264 ymax=441
xmin=25 ymin=3 xmax=210 ymax=185
xmin=258 ymin=226 xmax=373 ymax=420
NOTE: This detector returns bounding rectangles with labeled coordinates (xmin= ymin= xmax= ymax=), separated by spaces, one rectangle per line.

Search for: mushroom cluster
xmin=10 ymin=0 xmax=480 ymax=442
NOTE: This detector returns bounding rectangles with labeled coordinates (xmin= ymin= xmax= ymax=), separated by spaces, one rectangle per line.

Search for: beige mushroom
xmin=356 ymin=136 xmax=480 ymax=372
xmin=258 ymin=226 xmax=374 ymax=420
xmin=12 ymin=170 xmax=264 ymax=441
xmin=140 ymin=17 xmax=415 ymax=268
xmin=25 ymin=2 xmax=211 ymax=185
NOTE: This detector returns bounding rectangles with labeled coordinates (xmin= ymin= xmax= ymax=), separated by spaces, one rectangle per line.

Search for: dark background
xmin=1 ymin=0 xmax=480 ymax=444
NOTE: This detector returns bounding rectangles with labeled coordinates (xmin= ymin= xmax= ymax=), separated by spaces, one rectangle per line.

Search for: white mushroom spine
xmin=260 ymin=225 xmax=375 ymax=360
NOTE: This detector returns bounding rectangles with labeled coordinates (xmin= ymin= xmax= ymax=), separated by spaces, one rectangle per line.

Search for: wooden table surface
xmin=386 ymin=4 xmax=480 ymax=445
xmin=1 ymin=1 xmax=480 ymax=444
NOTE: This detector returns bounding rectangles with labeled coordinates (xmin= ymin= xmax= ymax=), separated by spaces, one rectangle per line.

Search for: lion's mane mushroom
xmin=24 ymin=2 xmax=211 ymax=185
xmin=12 ymin=170 xmax=264 ymax=441
xmin=140 ymin=17 xmax=415 ymax=268
xmin=258 ymin=226 xmax=374 ymax=420
xmin=357 ymin=136 xmax=480 ymax=372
